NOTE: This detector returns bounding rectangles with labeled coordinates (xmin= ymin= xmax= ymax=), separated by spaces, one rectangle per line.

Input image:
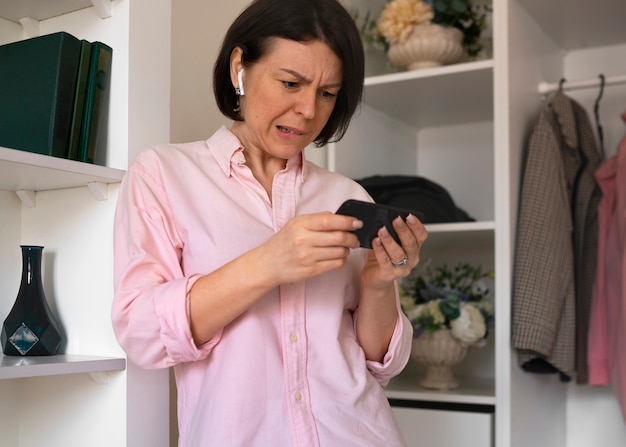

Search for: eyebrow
xmin=279 ymin=68 xmax=342 ymax=89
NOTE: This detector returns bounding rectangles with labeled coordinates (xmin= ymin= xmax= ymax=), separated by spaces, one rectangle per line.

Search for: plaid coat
xmin=512 ymin=93 xmax=603 ymax=382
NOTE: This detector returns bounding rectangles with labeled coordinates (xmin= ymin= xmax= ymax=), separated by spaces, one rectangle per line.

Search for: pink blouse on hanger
xmin=588 ymin=112 xmax=626 ymax=422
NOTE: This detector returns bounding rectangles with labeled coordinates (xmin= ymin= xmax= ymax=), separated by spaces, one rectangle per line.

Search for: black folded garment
xmin=355 ymin=175 xmax=475 ymax=224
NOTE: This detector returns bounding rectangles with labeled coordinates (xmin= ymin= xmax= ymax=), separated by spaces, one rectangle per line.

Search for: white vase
xmin=411 ymin=329 xmax=468 ymax=390
xmin=387 ymin=23 xmax=464 ymax=71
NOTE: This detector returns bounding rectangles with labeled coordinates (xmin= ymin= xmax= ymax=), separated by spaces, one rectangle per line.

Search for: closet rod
xmin=538 ymin=74 xmax=626 ymax=94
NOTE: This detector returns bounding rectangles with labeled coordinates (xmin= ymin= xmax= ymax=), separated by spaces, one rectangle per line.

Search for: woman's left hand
xmin=356 ymin=213 xmax=427 ymax=362
xmin=361 ymin=213 xmax=428 ymax=289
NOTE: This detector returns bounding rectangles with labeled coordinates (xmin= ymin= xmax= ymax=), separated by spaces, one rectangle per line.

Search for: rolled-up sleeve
xmin=364 ymin=308 xmax=413 ymax=386
xmin=112 ymin=154 xmax=218 ymax=369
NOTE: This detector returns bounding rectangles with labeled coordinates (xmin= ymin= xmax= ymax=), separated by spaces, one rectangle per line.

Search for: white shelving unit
xmin=0 ymin=1 xmax=172 ymax=446
xmin=332 ymin=0 xmax=497 ymax=438
xmin=0 ymin=0 xmax=126 ymax=385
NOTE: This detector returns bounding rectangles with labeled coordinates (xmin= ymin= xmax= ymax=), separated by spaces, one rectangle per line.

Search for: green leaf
xmin=439 ymin=300 xmax=460 ymax=320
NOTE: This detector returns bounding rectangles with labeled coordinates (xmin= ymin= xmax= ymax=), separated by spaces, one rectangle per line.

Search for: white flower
xmin=471 ymin=278 xmax=490 ymax=297
xmin=450 ymin=303 xmax=486 ymax=345
xmin=425 ymin=300 xmax=446 ymax=325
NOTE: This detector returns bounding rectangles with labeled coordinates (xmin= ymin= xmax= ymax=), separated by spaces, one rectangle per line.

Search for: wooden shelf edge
xmin=0 ymin=354 xmax=126 ymax=380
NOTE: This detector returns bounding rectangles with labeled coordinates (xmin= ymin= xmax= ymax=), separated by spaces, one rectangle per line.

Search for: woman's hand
xmin=362 ymin=213 xmax=428 ymax=289
xmin=258 ymin=211 xmax=363 ymax=287
xmin=356 ymin=214 xmax=427 ymax=362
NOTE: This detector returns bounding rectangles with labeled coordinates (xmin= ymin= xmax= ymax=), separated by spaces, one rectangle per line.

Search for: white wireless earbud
xmin=237 ymin=69 xmax=245 ymax=96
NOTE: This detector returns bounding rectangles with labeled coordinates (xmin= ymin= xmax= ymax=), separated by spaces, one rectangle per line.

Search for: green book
xmin=0 ymin=32 xmax=81 ymax=158
xmin=77 ymin=41 xmax=113 ymax=164
xmin=67 ymin=39 xmax=93 ymax=160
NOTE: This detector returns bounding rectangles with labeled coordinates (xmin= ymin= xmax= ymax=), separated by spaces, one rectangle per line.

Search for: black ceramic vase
xmin=1 ymin=245 xmax=62 ymax=356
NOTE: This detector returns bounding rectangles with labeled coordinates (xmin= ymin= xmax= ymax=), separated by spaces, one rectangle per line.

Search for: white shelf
xmin=385 ymin=368 xmax=495 ymax=405
xmin=0 ymin=146 xmax=124 ymax=193
xmin=0 ymin=0 xmax=93 ymax=23
xmin=363 ymin=60 xmax=494 ymax=129
xmin=426 ymin=220 xmax=495 ymax=234
xmin=424 ymin=221 xmax=495 ymax=249
xmin=519 ymin=0 xmax=626 ymax=50
xmin=0 ymin=354 xmax=125 ymax=379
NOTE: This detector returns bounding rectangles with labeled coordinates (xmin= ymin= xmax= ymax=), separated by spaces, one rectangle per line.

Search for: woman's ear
xmin=229 ymin=47 xmax=244 ymax=90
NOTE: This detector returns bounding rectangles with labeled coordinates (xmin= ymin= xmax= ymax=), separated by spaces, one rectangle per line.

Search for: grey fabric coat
xmin=512 ymin=93 xmax=603 ymax=382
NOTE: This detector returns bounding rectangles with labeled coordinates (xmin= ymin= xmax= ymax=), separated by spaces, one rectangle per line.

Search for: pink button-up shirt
xmin=112 ymin=127 xmax=412 ymax=446
xmin=588 ymin=113 xmax=626 ymax=422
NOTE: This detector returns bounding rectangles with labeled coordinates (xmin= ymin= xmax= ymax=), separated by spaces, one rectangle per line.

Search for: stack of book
xmin=0 ymin=31 xmax=113 ymax=164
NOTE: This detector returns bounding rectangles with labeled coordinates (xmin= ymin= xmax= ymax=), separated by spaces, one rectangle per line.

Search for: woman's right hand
xmin=257 ymin=211 xmax=363 ymax=286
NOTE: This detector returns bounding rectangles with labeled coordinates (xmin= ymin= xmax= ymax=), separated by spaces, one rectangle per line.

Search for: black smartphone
xmin=335 ymin=199 xmax=422 ymax=249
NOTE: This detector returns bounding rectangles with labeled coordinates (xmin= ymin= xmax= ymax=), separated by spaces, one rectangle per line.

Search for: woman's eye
xmin=283 ymin=81 xmax=298 ymax=89
xmin=320 ymin=90 xmax=337 ymax=99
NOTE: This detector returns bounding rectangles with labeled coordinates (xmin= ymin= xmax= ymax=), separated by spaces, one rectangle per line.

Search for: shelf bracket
xmin=16 ymin=190 xmax=36 ymax=208
xmin=19 ymin=17 xmax=40 ymax=38
xmin=87 ymin=182 xmax=108 ymax=201
xmin=89 ymin=371 xmax=110 ymax=385
xmin=90 ymin=0 xmax=113 ymax=19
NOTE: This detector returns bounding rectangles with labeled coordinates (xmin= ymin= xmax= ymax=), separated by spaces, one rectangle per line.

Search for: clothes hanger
xmin=594 ymin=73 xmax=605 ymax=155
xmin=558 ymin=77 xmax=566 ymax=92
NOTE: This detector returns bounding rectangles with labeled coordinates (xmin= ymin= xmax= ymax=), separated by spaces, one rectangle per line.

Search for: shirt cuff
xmin=366 ymin=309 xmax=413 ymax=386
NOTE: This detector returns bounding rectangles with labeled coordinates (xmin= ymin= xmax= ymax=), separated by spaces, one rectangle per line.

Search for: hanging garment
xmin=512 ymin=93 xmax=603 ymax=382
xmin=587 ymin=112 xmax=626 ymax=422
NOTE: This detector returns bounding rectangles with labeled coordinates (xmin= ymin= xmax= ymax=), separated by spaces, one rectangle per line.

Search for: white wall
xmin=0 ymin=17 xmax=20 ymax=44
xmin=170 ymin=1 xmax=248 ymax=144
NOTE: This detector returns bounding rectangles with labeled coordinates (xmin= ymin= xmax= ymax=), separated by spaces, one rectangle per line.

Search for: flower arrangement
xmin=399 ymin=261 xmax=494 ymax=345
xmin=355 ymin=0 xmax=490 ymax=59
xmin=377 ymin=0 xmax=435 ymax=45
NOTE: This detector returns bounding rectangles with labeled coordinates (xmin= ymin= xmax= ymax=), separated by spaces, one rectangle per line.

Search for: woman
xmin=112 ymin=0 xmax=428 ymax=445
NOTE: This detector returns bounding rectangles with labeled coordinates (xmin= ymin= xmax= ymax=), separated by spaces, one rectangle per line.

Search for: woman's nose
xmin=294 ymin=90 xmax=316 ymax=119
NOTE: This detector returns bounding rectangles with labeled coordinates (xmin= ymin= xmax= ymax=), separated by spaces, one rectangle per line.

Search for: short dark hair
xmin=213 ymin=0 xmax=364 ymax=147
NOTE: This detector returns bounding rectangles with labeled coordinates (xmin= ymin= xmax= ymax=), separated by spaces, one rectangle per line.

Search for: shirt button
xmin=290 ymin=334 xmax=298 ymax=343
xmin=295 ymin=391 xmax=302 ymax=401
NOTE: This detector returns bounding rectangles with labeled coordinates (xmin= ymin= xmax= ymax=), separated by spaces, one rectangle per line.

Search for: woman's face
xmin=231 ymin=38 xmax=343 ymax=161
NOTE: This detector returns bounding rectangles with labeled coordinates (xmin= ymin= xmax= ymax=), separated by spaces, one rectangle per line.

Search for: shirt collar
xmin=207 ymin=126 xmax=307 ymax=182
